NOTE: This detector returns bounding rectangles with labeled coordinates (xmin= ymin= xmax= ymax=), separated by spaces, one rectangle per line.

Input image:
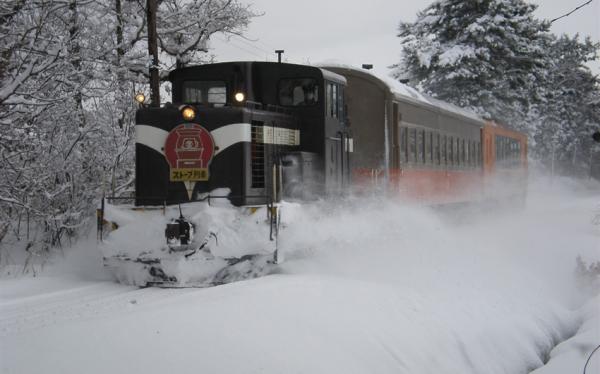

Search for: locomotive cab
xmin=135 ymin=61 xmax=349 ymax=207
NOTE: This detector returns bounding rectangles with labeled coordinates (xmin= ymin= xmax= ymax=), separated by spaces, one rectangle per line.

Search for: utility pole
xmin=147 ymin=0 xmax=160 ymax=106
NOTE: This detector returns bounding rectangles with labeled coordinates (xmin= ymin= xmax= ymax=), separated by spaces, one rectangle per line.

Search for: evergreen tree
xmin=392 ymin=0 xmax=551 ymax=131
xmin=531 ymin=34 xmax=600 ymax=173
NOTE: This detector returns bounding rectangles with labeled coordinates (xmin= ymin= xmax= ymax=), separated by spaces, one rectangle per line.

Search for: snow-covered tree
xmin=0 ymin=0 xmax=129 ymax=258
xmin=158 ymin=0 xmax=255 ymax=69
xmin=392 ymin=0 xmax=551 ymax=132
xmin=0 ymin=0 xmax=256 ymax=265
xmin=393 ymin=0 xmax=600 ymax=173
xmin=531 ymin=35 xmax=600 ymax=173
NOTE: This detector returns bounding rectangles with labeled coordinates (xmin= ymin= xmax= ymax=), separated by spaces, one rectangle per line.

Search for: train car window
xmin=451 ymin=136 xmax=455 ymax=166
xmin=435 ymin=133 xmax=440 ymax=165
xmin=279 ymin=78 xmax=319 ymax=107
xmin=423 ymin=130 xmax=428 ymax=163
xmin=400 ymin=127 xmax=407 ymax=163
xmin=455 ymin=138 xmax=460 ymax=166
xmin=496 ymin=135 xmax=521 ymax=168
xmin=496 ymin=136 xmax=502 ymax=161
xmin=432 ymin=133 xmax=436 ymax=164
xmin=332 ymin=84 xmax=338 ymax=118
xmin=339 ymin=88 xmax=344 ymax=121
xmin=466 ymin=141 xmax=471 ymax=167
xmin=182 ymin=81 xmax=226 ymax=106
xmin=496 ymin=136 xmax=504 ymax=165
xmin=423 ymin=131 xmax=428 ymax=164
xmin=326 ymin=83 xmax=332 ymax=115
xmin=495 ymin=135 xmax=522 ymax=168
xmin=442 ymin=135 xmax=447 ymax=165
xmin=426 ymin=132 xmax=432 ymax=164
xmin=417 ymin=130 xmax=424 ymax=163
xmin=409 ymin=128 xmax=416 ymax=163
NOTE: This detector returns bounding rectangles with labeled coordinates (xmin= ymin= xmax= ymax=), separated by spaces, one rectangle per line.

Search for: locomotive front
xmin=99 ymin=62 xmax=313 ymax=287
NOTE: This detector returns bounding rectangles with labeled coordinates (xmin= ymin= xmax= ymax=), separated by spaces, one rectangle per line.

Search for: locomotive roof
xmin=169 ymin=61 xmax=346 ymax=85
xmin=319 ymin=63 xmax=484 ymax=125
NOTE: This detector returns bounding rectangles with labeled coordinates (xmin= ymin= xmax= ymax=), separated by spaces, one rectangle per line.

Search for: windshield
xmin=182 ymin=81 xmax=226 ymax=106
xmin=278 ymin=78 xmax=319 ymax=106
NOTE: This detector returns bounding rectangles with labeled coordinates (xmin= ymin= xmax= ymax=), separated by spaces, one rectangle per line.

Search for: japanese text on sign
xmin=170 ymin=168 xmax=209 ymax=181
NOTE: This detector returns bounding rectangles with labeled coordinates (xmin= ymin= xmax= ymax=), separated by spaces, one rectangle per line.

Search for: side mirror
xmin=593 ymin=131 xmax=600 ymax=143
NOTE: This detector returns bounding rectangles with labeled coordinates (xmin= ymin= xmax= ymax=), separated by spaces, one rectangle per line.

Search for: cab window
xmin=326 ymin=82 xmax=344 ymax=119
xmin=279 ymin=78 xmax=319 ymax=106
xmin=182 ymin=81 xmax=226 ymax=106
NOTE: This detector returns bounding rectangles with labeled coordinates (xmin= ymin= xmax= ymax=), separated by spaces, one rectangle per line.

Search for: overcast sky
xmin=210 ymin=0 xmax=600 ymax=76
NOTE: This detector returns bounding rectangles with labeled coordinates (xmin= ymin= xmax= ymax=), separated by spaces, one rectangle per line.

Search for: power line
xmin=228 ymin=35 xmax=273 ymax=56
xmin=550 ymin=0 xmax=594 ymax=23
xmin=213 ymin=35 xmax=267 ymax=60
xmin=242 ymin=35 xmax=280 ymax=56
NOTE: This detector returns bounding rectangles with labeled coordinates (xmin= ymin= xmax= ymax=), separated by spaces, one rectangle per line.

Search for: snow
xmin=438 ymin=45 xmax=477 ymax=66
xmin=101 ymin=190 xmax=277 ymax=260
xmin=1 ymin=176 xmax=599 ymax=374
xmin=99 ymin=189 xmax=282 ymax=286
xmin=531 ymin=295 xmax=600 ymax=374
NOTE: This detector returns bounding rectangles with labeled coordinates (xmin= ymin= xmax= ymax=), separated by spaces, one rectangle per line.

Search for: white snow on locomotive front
xmin=100 ymin=189 xmax=285 ymax=262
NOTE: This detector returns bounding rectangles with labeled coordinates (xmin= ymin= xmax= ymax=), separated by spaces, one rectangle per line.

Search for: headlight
xmin=134 ymin=93 xmax=145 ymax=104
xmin=181 ymin=106 xmax=196 ymax=121
xmin=234 ymin=92 xmax=245 ymax=102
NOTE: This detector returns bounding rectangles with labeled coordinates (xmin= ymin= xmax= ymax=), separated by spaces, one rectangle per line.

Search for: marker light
xmin=134 ymin=93 xmax=146 ymax=104
xmin=234 ymin=92 xmax=245 ymax=102
xmin=181 ymin=106 xmax=196 ymax=121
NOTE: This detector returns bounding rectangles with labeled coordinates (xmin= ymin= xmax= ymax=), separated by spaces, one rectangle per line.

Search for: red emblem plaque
xmin=164 ymin=124 xmax=215 ymax=181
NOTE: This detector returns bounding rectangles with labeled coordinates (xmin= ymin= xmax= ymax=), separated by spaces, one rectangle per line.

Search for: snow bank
xmin=531 ymin=295 xmax=600 ymax=374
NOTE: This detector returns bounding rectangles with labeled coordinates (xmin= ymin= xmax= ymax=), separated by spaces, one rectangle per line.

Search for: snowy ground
xmin=1 ymin=176 xmax=599 ymax=374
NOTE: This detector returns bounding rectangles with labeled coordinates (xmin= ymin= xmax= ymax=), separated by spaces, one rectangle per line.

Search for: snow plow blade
xmin=103 ymin=252 xmax=275 ymax=288
xmin=98 ymin=197 xmax=283 ymax=288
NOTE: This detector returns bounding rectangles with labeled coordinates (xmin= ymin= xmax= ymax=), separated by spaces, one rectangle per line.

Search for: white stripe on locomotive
xmin=136 ymin=123 xmax=300 ymax=157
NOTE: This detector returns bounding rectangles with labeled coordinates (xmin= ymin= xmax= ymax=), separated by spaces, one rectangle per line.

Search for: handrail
xmin=244 ymin=100 xmax=292 ymax=115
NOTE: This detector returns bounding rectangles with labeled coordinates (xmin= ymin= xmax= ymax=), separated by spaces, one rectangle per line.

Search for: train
xmin=98 ymin=61 xmax=528 ymax=287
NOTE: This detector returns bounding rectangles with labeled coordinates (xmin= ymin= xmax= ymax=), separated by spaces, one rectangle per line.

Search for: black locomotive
xmin=99 ymin=62 xmax=354 ymax=287
xmin=135 ymin=61 xmax=351 ymax=207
